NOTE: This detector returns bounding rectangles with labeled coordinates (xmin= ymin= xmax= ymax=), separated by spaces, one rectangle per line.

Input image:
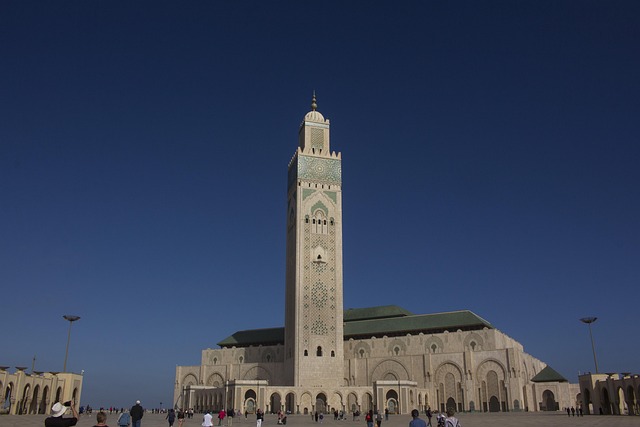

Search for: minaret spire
xmin=311 ymin=91 xmax=317 ymax=111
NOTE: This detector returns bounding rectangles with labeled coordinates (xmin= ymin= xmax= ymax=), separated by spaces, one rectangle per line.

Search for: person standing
xmin=375 ymin=411 xmax=382 ymax=427
xmin=218 ymin=409 xmax=226 ymax=426
xmin=227 ymin=408 xmax=234 ymax=427
xmin=384 ymin=408 xmax=389 ymax=421
xmin=166 ymin=409 xmax=176 ymax=427
xmin=130 ymin=401 xmax=144 ymax=427
xmin=256 ymin=409 xmax=264 ymax=427
xmin=425 ymin=408 xmax=432 ymax=427
xmin=117 ymin=411 xmax=131 ymax=427
xmin=45 ymin=401 xmax=79 ymax=427
xmin=94 ymin=412 xmax=109 ymax=427
xmin=444 ymin=408 xmax=460 ymax=427
xmin=408 ymin=409 xmax=426 ymax=427
xmin=365 ymin=410 xmax=373 ymax=427
xmin=203 ymin=411 xmax=213 ymax=427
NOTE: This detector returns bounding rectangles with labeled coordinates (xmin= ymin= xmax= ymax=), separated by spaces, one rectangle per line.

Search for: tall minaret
xmin=284 ymin=94 xmax=344 ymax=387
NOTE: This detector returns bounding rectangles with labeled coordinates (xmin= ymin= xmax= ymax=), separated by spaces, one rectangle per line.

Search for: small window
xmin=239 ymin=356 xmax=244 ymax=363
xmin=470 ymin=341 xmax=476 ymax=351
xmin=331 ymin=350 xmax=335 ymax=357
xmin=394 ymin=346 xmax=400 ymax=355
xmin=317 ymin=346 xmax=323 ymax=356
xmin=213 ymin=357 xmax=218 ymax=365
xmin=304 ymin=350 xmax=308 ymax=356
xmin=431 ymin=344 xmax=437 ymax=353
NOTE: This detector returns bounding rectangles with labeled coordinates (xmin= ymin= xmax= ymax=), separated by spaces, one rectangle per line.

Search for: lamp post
xmin=63 ymin=315 xmax=81 ymax=372
xmin=579 ymin=317 xmax=599 ymax=374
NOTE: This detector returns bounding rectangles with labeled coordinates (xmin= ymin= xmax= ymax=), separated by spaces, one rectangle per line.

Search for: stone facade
xmin=1 ymin=368 xmax=83 ymax=415
xmin=174 ymin=98 xmax=579 ymax=415
xmin=579 ymin=373 xmax=640 ymax=415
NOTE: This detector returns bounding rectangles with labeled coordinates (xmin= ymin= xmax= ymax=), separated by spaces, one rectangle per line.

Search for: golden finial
xmin=311 ymin=91 xmax=317 ymax=111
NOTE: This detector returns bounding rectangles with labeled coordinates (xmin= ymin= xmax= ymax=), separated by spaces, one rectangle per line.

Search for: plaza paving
xmin=1 ymin=412 xmax=638 ymax=427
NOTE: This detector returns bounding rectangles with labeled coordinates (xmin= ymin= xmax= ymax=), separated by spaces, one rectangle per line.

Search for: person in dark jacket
xmin=45 ymin=401 xmax=79 ymax=427
xmin=130 ymin=401 xmax=144 ymax=427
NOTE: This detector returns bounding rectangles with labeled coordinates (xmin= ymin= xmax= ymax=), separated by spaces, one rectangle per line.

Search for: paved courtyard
xmin=0 ymin=412 xmax=638 ymax=427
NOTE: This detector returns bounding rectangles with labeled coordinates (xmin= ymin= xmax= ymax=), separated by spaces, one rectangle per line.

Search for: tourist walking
xmin=45 ymin=401 xmax=79 ymax=427
xmin=444 ymin=408 xmax=460 ymax=427
xmin=425 ymin=408 xmax=432 ymax=427
xmin=203 ymin=411 xmax=213 ymax=427
xmin=93 ymin=412 xmax=109 ymax=427
xmin=166 ymin=409 xmax=176 ymax=427
xmin=375 ymin=411 xmax=382 ymax=427
xmin=177 ymin=409 xmax=185 ymax=427
xmin=130 ymin=401 xmax=144 ymax=427
xmin=408 ymin=409 xmax=427 ymax=427
xmin=117 ymin=411 xmax=131 ymax=427
xmin=218 ymin=409 xmax=226 ymax=426
xmin=256 ymin=409 xmax=264 ymax=427
xmin=365 ymin=410 xmax=374 ymax=427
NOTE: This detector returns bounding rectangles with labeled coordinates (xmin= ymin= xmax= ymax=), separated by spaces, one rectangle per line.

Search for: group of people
xmin=566 ymin=406 xmax=583 ymax=417
xmin=45 ymin=400 xmax=461 ymax=427
xmin=43 ymin=400 xmax=146 ymax=427
xmin=411 ymin=408 xmax=460 ymax=427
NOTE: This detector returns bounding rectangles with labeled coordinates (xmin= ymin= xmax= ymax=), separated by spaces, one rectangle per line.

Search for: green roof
xmin=344 ymin=305 xmax=413 ymax=322
xmin=218 ymin=307 xmax=493 ymax=348
xmin=531 ymin=366 xmax=568 ymax=383
xmin=217 ymin=327 xmax=284 ymax=347
xmin=344 ymin=310 xmax=493 ymax=339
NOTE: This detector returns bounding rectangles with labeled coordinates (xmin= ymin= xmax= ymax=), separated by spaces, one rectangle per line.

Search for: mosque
xmin=173 ymin=97 xmax=580 ymax=415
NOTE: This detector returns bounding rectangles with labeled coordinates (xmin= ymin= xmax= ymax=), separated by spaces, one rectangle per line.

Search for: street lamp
xmin=63 ymin=315 xmax=81 ymax=372
xmin=579 ymin=317 xmax=599 ymax=374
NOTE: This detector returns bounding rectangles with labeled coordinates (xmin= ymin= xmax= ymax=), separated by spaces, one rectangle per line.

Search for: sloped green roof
xmin=218 ymin=307 xmax=493 ymax=348
xmin=344 ymin=310 xmax=493 ymax=339
xmin=531 ymin=365 xmax=568 ymax=383
xmin=217 ymin=327 xmax=284 ymax=347
xmin=344 ymin=305 xmax=413 ymax=322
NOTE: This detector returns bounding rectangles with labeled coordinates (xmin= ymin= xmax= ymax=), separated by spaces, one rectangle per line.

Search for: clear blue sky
xmin=2 ymin=1 xmax=639 ymax=410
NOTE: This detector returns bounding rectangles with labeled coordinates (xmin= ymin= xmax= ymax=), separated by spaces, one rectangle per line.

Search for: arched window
xmin=431 ymin=344 xmax=437 ymax=353
xmin=331 ymin=351 xmax=335 ymax=357
xmin=304 ymin=350 xmax=308 ymax=356
xmin=317 ymin=346 xmax=323 ymax=356
xmin=312 ymin=210 xmax=328 ymax=234
xmin=470 ymin=341 xmax=476 ymax=351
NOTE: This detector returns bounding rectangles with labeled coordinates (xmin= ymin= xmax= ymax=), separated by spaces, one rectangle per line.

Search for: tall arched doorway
xmin=602 ymin=389 xmax=611 ymax=415
xmin=244 ymin=390 xmax=257 ymax=414
xmin=386 ymin=390 xmax=398 ymax=414
xmin=285 ymin=393 xmax=295 ymax=414
xmin=270 ymin=393 xmax=282 ymax=414
xmin=542 ymin=390 xmax=557 ymax=411
xmin=315 ymin=393 xmax=327 ymax=414
xmin=488 ymin=396 xmax=500 ymax=412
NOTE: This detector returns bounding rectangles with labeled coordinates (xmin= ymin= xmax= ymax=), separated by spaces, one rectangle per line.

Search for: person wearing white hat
xmin=130 ymin=401 xmax=144 ymax=427
xmin=45 ymin=400 xmax=79 ymax=427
